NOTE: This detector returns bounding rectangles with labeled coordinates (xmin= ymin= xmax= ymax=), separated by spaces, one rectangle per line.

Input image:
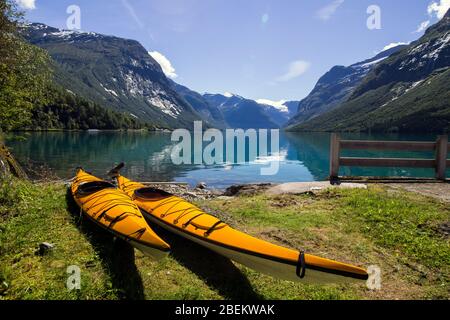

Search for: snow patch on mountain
xmin=147 ymin=96 xmax=180 ymax=118
xmin=100 ymin=83 xmax=118 ymax=97
xmin=380 ymin=79 xmax=427 ymax=108
xmin=400 ymin=32 xmax=450 ymax=70
xmin=354 ymin=56 xmax=388 ymax=69
xmin=423 ymin=32 xmax=450 ymax=60
xmin=256 ymin=99 xmax=289 ymax=113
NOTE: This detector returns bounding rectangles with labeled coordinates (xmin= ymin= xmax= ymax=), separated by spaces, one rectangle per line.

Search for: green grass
xmin=0 ymin=178 xmax=448 ymax=300
xmin=337 ymin=187 xmax=450 ymax=269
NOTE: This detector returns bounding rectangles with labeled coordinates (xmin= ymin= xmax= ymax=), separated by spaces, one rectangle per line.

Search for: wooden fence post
xmin=435 ymin=135 xmax=448 ymax=180
xmin=330 ymin=133 xmax=341 ymax=182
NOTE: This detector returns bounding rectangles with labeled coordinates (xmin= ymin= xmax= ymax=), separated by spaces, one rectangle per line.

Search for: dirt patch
xmin=268 ymin=195 xmax=310 ymax=208
xmin=258 ymin=227 xmax=297 ymax=248
xmin=387 ymin=183 xmax=450 ymax=203
xmin=224 ymin=183 xmax=275 ymax=196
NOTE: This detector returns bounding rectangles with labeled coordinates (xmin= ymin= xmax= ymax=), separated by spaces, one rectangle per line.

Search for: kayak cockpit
xmin=76 ymin=181 xmax=116 ymax=196
xmin=134 ymin=187 xmax=172 ymax=200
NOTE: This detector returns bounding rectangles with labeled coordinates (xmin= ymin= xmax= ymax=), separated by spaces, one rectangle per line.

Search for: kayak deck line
xmin=117 ymin=175 xmax=369 ymax=283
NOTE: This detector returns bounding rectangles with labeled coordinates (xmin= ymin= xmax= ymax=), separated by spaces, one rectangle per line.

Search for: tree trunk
xmin=0 ymin=139 xmax=28 ymax=180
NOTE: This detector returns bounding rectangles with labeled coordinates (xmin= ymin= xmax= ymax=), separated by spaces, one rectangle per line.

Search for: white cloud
xmin=382 ymin=42 xmax=410 ymax=51
xmin=261 ymin=13 xmax=269 ymax=24
xmin=415 ymin=20 xmax=431 ymax=33
xmin=148 ymin=51 xmax=178 ymax=79
xmin=427 ymin=0 xmax=450 ymax=19
xmin=256 ymin=99 xmax=289 ymax=113
xmin=15 ymin=0 xmax=36 ymax=10
xmin=317 ymin=0 xmax=344 ymax=21
xmin=276 ymin=60 xmax=310 ymax=82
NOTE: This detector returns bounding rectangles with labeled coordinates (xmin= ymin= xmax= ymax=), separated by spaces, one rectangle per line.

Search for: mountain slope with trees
xmin=30 ymin=88 xmax=144 ymax=130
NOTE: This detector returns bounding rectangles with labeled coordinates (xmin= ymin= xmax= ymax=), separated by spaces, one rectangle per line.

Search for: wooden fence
xmin=330 ymin=134 xmax=449 ymax=181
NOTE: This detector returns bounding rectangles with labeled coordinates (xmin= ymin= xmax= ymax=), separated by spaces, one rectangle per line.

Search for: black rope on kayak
xmin=174 ymin=208 xmax=200 ymax=225
xmin=161 ymin=204 xmax=195 ymax=219
xmin=84 ymin=191 xmax=136 ymax=212
xmin=73 ymin=183 xmax=142 ymax=227
xmin=119 ymin=180 xmax=143 ymax=194
xmin=80 ymin=190 xmax=141 ymax=219
xmin=155 ymin=198 xmax=206 ymax=227
xmin=127 ymin=227 xmax=147 ymax=240
xmin=90 ymin=201 xmax=141 ymax=219
xmin=154 ymin=198 xmax=185 ymax=218
xmin=204 ymin=220 xmax=225 ymax=237
xmin=296 ymin=251 xmax=306 ymax=279
xmin=107 ymin=211 xmax=135 ymax=229
xmin=97 ymin=210 xmax=107 ymax=221
xmin=182 ymin=213 xmax=205 ymax=228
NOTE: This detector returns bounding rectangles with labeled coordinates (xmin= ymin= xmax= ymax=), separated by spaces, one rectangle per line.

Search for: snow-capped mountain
xmin=255 ymin=99 xmax=300 ymax=126
xmin=169 ymin=81 xmax=226 ymax=128
xmin=203 ymin=93 xmax=299 ymax=128
xmin=287 ymin=44 xmax=407 ymax=127
xmin=289 ymin=8 xmax=450 ymax=133
xmin=22 ymin=23 xmax=206 ymax=129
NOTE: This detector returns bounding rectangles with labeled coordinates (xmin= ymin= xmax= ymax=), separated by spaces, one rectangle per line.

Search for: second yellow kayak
xmin=117 ymin=175 xmax=368 ymax=284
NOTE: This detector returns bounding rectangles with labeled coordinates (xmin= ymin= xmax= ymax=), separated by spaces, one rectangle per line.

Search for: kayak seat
xmin=76 ymin=181 xmax=116 ymax=196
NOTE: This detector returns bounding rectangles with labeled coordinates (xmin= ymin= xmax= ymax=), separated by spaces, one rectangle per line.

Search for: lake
xmin=6 ymin=131 xmax=449 ymax=189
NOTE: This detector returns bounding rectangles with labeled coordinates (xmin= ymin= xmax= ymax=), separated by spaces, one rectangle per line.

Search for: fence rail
xmin=330 ymin=134 xmax=449 ymax=181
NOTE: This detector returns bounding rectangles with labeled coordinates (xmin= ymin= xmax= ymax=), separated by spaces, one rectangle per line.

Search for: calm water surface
xmin=7 ymin=131 xmax=449 ymax=189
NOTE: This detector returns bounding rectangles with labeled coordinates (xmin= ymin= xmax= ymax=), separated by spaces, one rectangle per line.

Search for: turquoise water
xmin=7 ymin=131 xmax=449 ymax=188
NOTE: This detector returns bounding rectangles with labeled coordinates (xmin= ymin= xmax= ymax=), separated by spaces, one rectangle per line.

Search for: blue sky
xmin=19 ymin=0 xmax=449 ymax=101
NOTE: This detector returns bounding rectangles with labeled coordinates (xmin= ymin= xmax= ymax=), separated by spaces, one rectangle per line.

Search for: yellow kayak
xmin=71 ymin=169 xmax=170 ymax=260
xmin=117 ymin=175 xmax=368 ymax=284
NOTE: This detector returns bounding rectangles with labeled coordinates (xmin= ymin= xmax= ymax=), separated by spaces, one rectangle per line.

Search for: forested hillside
xmin=29 ymin=89 xmax=145 ymax=130
xmin=0 ymin=1 xmax=148 ymax=133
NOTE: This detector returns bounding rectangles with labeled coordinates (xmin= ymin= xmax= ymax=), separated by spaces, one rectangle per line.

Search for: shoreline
xmin=9 ymin=128 xmax=173 ymax=133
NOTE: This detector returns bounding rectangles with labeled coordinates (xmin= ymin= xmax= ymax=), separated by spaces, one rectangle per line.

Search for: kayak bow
xmin=117 ymin=175 xmax=368 ymax=284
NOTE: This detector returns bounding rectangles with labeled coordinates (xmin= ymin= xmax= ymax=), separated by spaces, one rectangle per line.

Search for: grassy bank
xmin=0 ymin=178 xmax=448 ymax=300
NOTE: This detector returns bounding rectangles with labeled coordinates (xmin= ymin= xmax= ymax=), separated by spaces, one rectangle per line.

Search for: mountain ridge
xmin=22 ymin=23 xmax=207 ymax=130
xmin=286 ymin=45 xmax=407 ymax=128
xmin=289 ymin=9 xmax=450 ymax=133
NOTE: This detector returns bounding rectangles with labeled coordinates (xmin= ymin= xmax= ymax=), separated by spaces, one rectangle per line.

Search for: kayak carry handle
xmin=296 ymin=251 xmax=306 ymax=279
xmin=108 ymin=162 xmax=125 ymax=177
